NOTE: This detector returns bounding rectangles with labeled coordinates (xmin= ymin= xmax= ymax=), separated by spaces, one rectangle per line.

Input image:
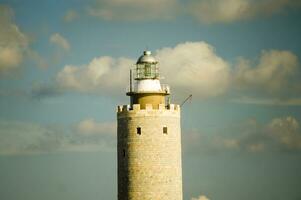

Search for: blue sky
xmin=1 ymin=0 xmax=301 ymax=200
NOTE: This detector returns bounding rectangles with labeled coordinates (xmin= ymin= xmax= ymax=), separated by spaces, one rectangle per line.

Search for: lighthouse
xmin=117 ymin=51 xmax=183 ymax=200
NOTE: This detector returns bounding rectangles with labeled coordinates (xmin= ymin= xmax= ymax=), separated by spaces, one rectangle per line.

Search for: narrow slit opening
xmin=163 ymin=126 xmax=168 ymax=134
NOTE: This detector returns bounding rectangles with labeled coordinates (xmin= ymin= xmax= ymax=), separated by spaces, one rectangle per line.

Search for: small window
xmin=137 ymin=127 xmax=141 ymax=135
xmin=163 ymin=126 xmax=168 ymax=134
xmin=123 ymin=149 xmax=125 ymax=157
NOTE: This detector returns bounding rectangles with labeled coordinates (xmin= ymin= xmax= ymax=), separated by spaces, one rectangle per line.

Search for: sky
xmin=1 ymin=0 xmax=301 ymax=199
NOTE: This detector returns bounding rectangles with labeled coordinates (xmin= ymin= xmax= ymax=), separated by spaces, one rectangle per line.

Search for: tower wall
xmin=117 ymin=104 xmax=182 ymax=200
xmin=130 ymin=93 xmax=166 ymax=109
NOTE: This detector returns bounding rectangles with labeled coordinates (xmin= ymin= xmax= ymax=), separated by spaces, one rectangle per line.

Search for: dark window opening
xmin=123 ymin=149 xmax=125 ymax=157
xmin=137 ymin=127 xmax=141 ymax=135
xmin=163 ymin=126 xmax=168 ymax=134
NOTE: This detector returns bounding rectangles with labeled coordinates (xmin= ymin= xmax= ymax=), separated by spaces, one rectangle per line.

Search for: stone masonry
xmin=117 ymin=103 xmax=182 ymax=200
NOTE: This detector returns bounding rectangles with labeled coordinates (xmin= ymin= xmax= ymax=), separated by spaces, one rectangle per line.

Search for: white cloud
xmin=50 ymin=33 xmax=70 ymax=51
xmin=38 ymin=41 xmax=301 ymax=103
xmin=0 ymin=119 xmax=116 ymax=156
xmin=187 ymin=0 xmax=301 ymax=23
xmin=228 ymin=48 xmax=301 ymax=104
xmin=267 ymin=116 xmax=301 ymax=150
xmin=232 ymin=50 xmax=301 ymax=104
xmin=56 ymin=56 xmax=133 ymax=95
xmin=156 ymin=42 xmax=230 ymax=98
xmin=234 ymin=50 xmax=299 ymax=96
xmin=0 ymin=5 xmax=47 ymax=75
xmin=53 ymin=41 xmax=229 ymax=98
xmin=0 ymin=5 xmax=29 ymax=75
xmin=191 ymin=195 xmax=210 ymax=200
xmin=88 ymin=0 xmax=179 ymax=21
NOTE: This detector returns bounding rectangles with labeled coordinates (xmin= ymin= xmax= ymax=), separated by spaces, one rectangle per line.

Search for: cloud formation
xmin=35 ymin=41 xmax=301 ymax=104
xmin=184 ymin=116 xmax=301 ymax=154
xmin=157 ymin=42 xmax=230 ymax=98
xmin=41 ymin=41 xmax=229 ymax=98
xmin=88 ymin=0 xmax=179 ymax=21
xmin=2 ymin=115 xmax=300 ymax=156
xmin=234 ymin=50 xmax=299 ymax=96
xmin=87 ymin=0 xmax=301 ymax=23
xmin=0 ymin=5 xmax=29 ymax=75
xmin=50 ymin=33 xmax=70 ymax=51
xmin=232 ymin=49 xmax=301 ymax=105
xmin=191 ymin=195 xmax=210 ymax=200
xmin=187 ymin=0 xmax=250 ymax=23
xmin=0 ymin=5 xmax=47 ymax=76
xmin=267 ymin=116 xmax=301 ymax=150
xmin=0 ymin=119 xmax=116 ymax=156
xmin=56 ymin=56 xmax=133 ymax=95
xmin=187 ymin=0 xmax=301 ymax=23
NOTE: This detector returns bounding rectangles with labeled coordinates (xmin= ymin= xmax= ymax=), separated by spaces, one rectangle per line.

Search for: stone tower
xmin=117 ymin=50 xmax=182 ymax=200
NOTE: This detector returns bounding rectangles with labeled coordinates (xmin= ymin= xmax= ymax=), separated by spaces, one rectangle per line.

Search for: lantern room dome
xmin=136 ymin=50 xmax=157 ymax=64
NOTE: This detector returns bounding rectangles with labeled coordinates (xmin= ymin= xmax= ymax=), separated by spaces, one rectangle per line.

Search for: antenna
xmin=180 ymin=94 xmax=192 ymax=107
xmin=129 ymin=69 xmax=132 ymax=92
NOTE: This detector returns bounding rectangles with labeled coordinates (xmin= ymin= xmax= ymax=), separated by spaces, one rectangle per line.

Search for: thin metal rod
xmin=180 ymin=94 xmax=192 ymax=107
xmin=130 ymin=69 xmax=132 ymax=92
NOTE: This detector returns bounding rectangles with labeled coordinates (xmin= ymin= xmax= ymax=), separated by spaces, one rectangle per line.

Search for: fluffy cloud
xmin=0 ymin=5 xmax=29 ymax=75
xmin=88 ymin=0 xmax=179 ymax=21
xmin=231 ymin=49 xmax=301 ymax=105
xmin=56 ymin=56 xmax=133 ymax=95
xmin=267 ymin=116 xmax=301 ymax=150
xmin=36 ymin=41 xmax=301 ymax=103
xmin=191 ymin=195 xmax=210 ymax=200
xmin=50 ymin=41 xmax=230 ymax=98
xmin=187 ymin=0 xmax=301 ymax=23
xmin=50 ymin=33 xmax=70 ymax=51
xmin=0 ymin=5 xmax=47 ymax=75
xmin=0 ymin=119 xmax=116 ymax=156
xmin=184 ymin=116 xmax=301 ymax=154
xmin=234 ymin=50 xmax=299 ymax=96
xmin=157 ymin=42 xmax=230 ymax=98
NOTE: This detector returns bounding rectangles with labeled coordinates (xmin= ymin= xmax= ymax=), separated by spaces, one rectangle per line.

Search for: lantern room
xmin=135 ymin=50 xmax=159 ymax=80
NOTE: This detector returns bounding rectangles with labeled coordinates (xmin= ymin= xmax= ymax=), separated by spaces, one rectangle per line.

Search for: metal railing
xmin=161 ymin=84 xmax=170 ymax=94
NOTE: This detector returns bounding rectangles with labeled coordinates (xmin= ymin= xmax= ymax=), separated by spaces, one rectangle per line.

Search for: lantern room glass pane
xmin=135 ymin=63 xmax=158 ymax=79
xmin=145 ymin=64 xmax=151 ymax=77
